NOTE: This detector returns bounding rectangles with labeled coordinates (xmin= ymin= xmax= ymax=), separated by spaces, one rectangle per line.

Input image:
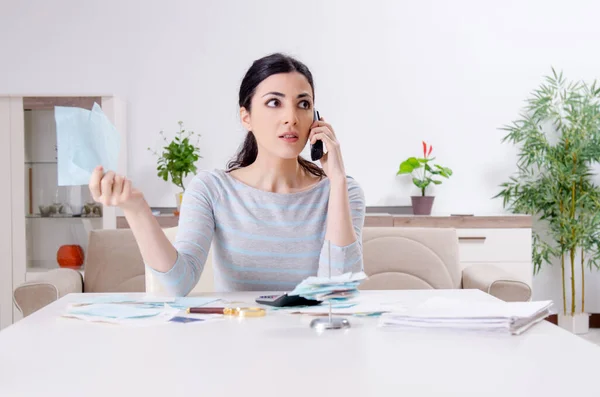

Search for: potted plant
xmin=396 ymin=141 xmax=453 ymax=215
xmin=495 ymin=69 xmax=600 ymax=334
xmin=148 ymin=121 xmax=201 ymax=215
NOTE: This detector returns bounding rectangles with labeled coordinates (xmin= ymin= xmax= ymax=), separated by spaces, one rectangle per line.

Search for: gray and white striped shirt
xmin=147 ymin=169 xmax=365 ymax=295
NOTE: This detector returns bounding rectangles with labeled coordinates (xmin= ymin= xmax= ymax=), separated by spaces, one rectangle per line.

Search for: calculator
xmin=255 ymin=293 xmax=322 ymax=307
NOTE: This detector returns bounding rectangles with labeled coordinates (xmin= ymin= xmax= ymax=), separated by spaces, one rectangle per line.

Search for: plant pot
xmin=411 ymin=196 xmax=435 ymax=215
xmin=558 ymin=312 xmax=590 ymax=334
xmin=175 ymin=192 xmax=184 ymax=215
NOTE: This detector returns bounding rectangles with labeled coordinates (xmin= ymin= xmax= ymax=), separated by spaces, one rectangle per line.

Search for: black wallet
xmin=255 ymin=293 xmax=321 ymax=307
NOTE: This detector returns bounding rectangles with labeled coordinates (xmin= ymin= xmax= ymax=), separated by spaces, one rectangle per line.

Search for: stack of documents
xmin=378 ymin=297 xmax=553 ymax=335
xmin=288 ymin=271 xmax=368 ymax=302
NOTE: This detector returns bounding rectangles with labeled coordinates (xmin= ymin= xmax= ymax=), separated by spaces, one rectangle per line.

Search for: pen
xmin=187 ymin=307 xmax=228 ymax=314
xmin=186 ymin=307 xmax=266 ymax=317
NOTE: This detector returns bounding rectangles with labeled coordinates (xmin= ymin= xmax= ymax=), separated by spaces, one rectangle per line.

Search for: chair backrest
xmin=83 ymin=229 xmax=146 ymax=293
xmin=145 ymin=227 xmax=215 ymax=294
xmin=143 ymin=226 xmax=461 ymax=294
xmin=360 ymin=227 xmax=461 ymax=290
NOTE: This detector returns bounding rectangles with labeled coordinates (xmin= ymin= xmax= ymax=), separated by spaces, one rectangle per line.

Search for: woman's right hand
xmin=89 ymin=166 xmax=146 ymax=213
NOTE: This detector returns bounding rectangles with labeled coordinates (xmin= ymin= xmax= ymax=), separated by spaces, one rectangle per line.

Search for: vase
xmin=82 ymin=201 xmax=102 ymax=217
xmin=411 ymin=196 xmax=435 ymax=215
xmin=68 ymin=186 xmax=83 ymax=216
xmin=57 ymin=245 xmax=84 ymax=268
xmin=175 ymin=192 xmax=184 ymax=215
xmin=558 ymin=312 xmax=590 ymax=334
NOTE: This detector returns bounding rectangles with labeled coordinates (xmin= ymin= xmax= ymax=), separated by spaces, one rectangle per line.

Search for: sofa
xmin=358 ymin=227 xmax=531 ymax=302
xmin=13 ymin=226 xmax=531 ymax=317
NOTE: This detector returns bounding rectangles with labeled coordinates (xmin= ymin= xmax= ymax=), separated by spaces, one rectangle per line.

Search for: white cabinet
xmin=0 ymin=96 xmax=127 ymax=330
xmin=457 ymin=228 xmax=533 ymax=286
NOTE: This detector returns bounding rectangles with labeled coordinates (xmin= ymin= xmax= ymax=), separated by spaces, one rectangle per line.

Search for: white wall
xmin=2 ymin=0 xmax=600 ymax=309
xmin=2 ymin=0 xmax=599 ymax=212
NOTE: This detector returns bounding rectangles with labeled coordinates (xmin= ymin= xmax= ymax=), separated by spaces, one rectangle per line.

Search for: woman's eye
xmin=266 ymin=98 xmax=280 ymax=107
xmin=299 ymin=100 xmax=311 ymax=109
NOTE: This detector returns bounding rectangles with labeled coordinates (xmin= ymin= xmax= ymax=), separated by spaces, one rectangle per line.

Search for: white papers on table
xmin=63 ymin=303 xmax=180 ymax=326
xmin=73 ymin=295 xmax=219 ymax=308
xmin=378 ymin=297 xmax=553 ymax=335
xmin=62 ymin=295 xmax=220 ymax=326
xmin=281 ymin=301 xmax=407 ymax=317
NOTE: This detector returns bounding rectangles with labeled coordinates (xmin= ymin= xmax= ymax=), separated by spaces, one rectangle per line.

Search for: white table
xmin=0 ymin=289 xmax=599 ymax=397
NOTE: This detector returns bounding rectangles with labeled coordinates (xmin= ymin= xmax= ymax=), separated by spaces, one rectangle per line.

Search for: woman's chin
xmin=273 ymin=147 xmax=304 ymax=160
xmin=279 ymin=152 xmax=303 ymax=160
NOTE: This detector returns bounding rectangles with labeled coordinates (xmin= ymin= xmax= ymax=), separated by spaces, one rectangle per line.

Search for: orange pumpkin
xmin=57 ymin=245 xmax=84 ymax=268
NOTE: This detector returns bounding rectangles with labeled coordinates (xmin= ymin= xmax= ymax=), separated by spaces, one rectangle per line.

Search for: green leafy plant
xmin=397 ymin=141 xmax=453 ymax=196
xmin=148 ymin=121 xmax=201 ymax=191
xmin=495 ymin=68 xmax=600 ymax=316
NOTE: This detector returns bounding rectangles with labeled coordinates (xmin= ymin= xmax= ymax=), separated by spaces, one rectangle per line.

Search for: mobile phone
xmin=310 ymin=109 xmax=324 ymax=161
xmin=255 ymin=293 xmax=321 ymax=307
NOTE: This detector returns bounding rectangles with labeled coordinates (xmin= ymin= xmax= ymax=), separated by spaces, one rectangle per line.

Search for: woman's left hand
xmin=309 ymin=117 xmax=346 ymax=183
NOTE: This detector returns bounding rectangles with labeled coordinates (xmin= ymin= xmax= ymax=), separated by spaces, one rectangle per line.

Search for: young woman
xmin=89 ymin=53 xmax=365 ymax=296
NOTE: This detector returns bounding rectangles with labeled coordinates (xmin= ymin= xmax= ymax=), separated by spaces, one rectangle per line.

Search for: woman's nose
xmin=283 ymin=107 xmax=299 ymax=125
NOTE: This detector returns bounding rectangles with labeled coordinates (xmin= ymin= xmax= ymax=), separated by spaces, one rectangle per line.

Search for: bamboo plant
xmin=495 ymin=69 xmax=600 ymax=316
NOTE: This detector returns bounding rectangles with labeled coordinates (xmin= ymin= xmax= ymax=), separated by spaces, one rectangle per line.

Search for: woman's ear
xmin=240 ymin=107 xmax=251 ymax=131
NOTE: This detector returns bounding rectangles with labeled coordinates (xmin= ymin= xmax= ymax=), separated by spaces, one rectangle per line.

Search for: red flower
xmin=422 ymin=141 xmax=433 ymax=158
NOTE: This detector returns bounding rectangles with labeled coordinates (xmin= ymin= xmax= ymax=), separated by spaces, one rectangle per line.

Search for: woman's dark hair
xmin=227 ymin=53 xmax=325 ymax=178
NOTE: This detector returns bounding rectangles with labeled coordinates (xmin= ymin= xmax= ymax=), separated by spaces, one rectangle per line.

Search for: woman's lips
xmin=279 ymin=133 xmax=299 ymax=143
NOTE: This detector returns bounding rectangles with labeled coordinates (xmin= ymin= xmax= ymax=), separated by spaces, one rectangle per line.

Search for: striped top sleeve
xmin=145 ymin=171 xmax=218 ymax=296
xmin=317 ymin=179 xmax=365 ymax=277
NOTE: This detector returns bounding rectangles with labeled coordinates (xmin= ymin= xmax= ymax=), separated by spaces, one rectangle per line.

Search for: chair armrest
xmin=13 ymin=268 xmax=83 ymax=317
xmin=462 ymin=264 xmax=532 ymax=302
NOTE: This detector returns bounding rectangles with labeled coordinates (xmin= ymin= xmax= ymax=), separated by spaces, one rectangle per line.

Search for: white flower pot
xmin=175 ymin=192 xmax=184 ymax=214
xmin=558 ymin=313 xmax=590 ymax=334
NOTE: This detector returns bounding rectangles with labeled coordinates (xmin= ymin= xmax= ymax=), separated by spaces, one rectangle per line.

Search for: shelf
xmin=117 ymin=214 xmax=178 ymax=228
xmin=25 ymin=161 xmax=57 ymax=165
xmin=26 ymin=214 xmax=103 ymax=219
